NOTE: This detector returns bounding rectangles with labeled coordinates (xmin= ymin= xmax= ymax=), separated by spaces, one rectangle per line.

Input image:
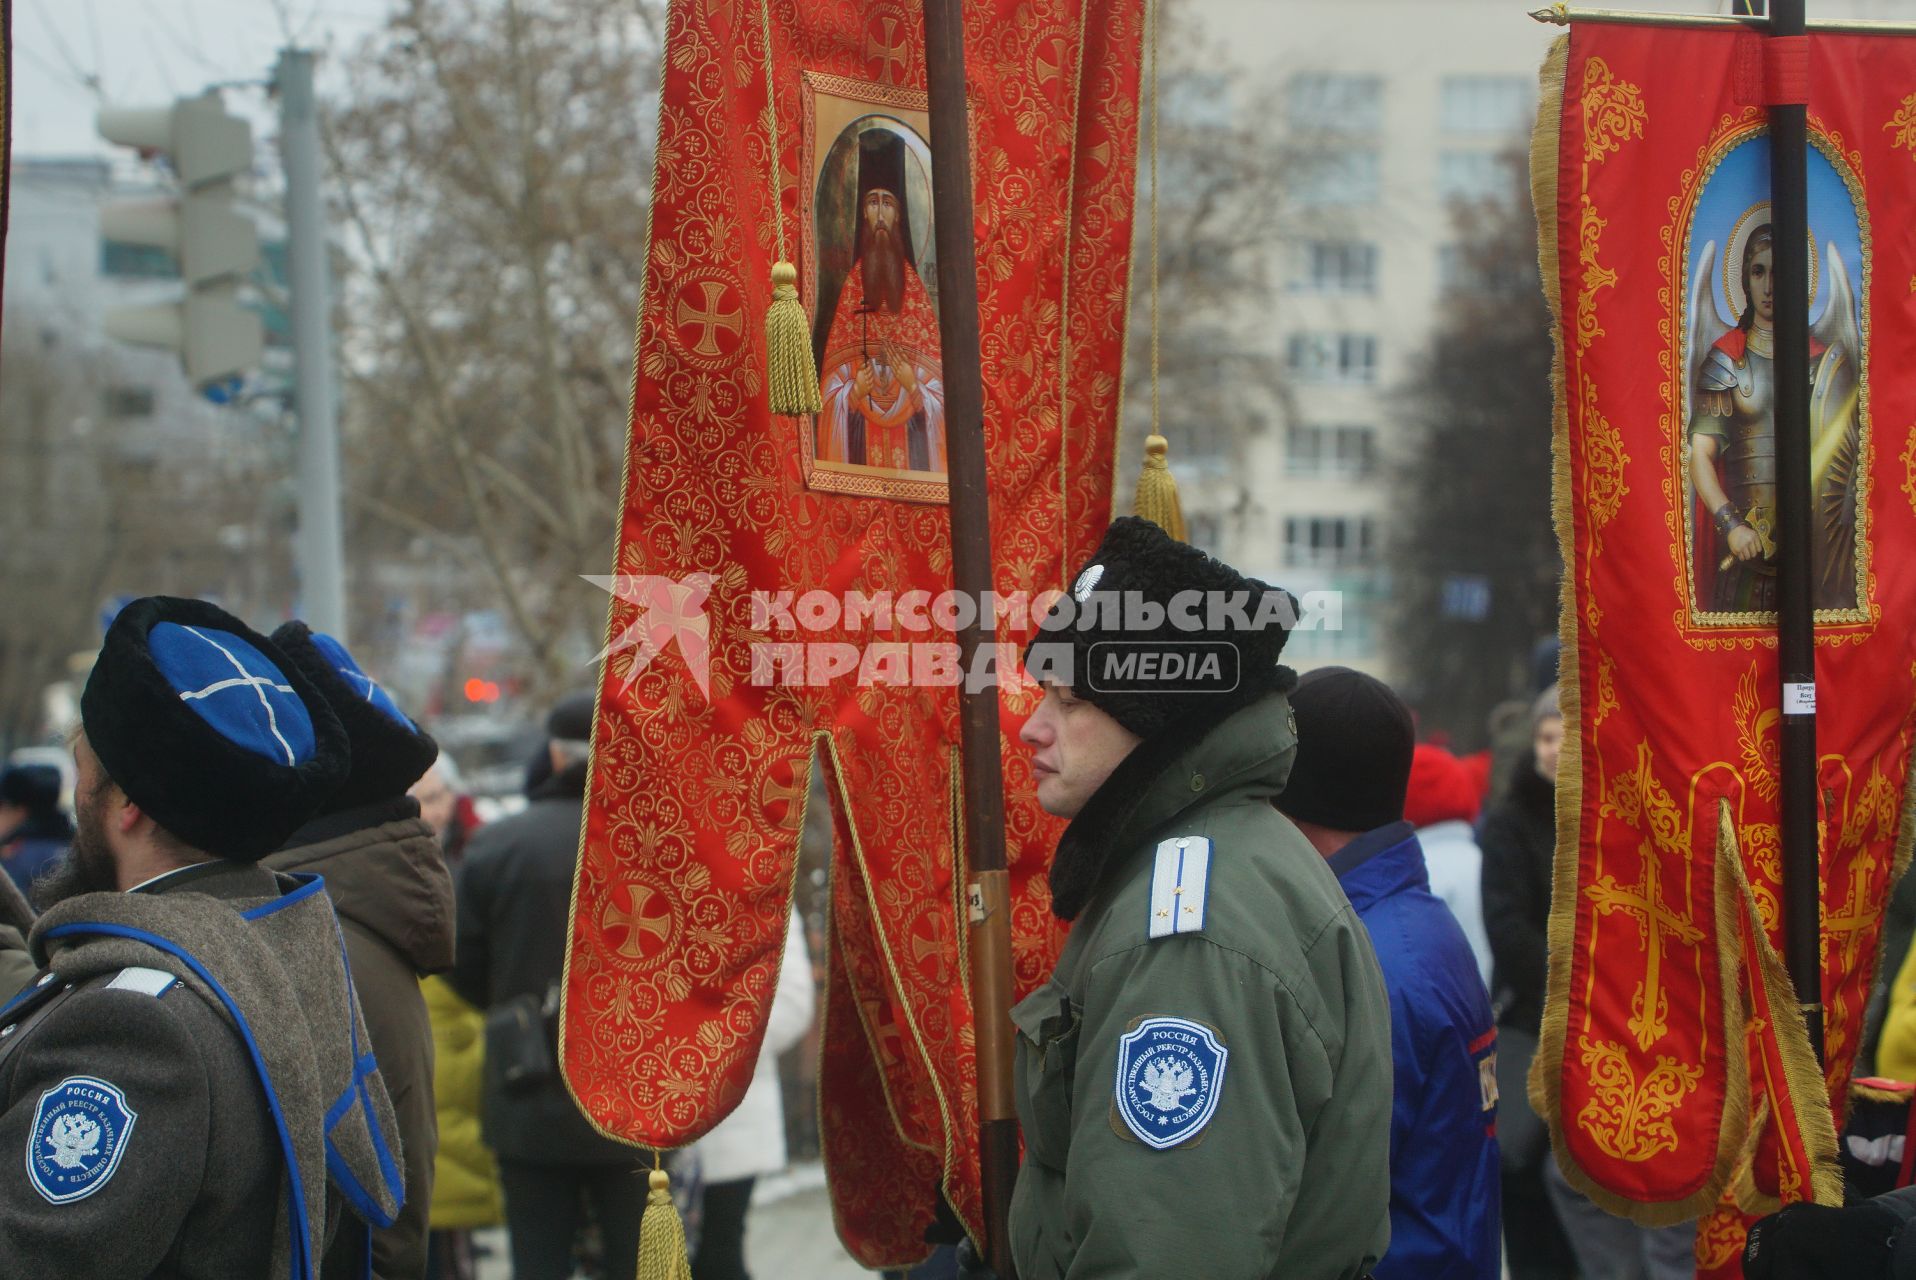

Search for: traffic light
xmin=97 ymin=94 xmax=264 ymax=392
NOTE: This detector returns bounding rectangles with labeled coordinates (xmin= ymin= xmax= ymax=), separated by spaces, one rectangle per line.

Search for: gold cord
xmin=1149 ymin=0 xmax=1160 ymax=438
xmin=760 ymin=0 xmax=789 ymax=262
xmin=757 ymin=0 xmax=822 ymax=416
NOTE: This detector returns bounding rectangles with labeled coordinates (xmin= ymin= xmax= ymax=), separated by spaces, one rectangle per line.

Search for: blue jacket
xmin=1332 ymin=821 xmax=1502 ymax=1280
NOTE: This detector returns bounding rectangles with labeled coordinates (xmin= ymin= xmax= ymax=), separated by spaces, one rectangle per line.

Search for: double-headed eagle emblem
xmin=1141 ymin=1056 xmax=1197 ymax=1112
xmin=45 ymin=1113 xmax=102 ymax=1170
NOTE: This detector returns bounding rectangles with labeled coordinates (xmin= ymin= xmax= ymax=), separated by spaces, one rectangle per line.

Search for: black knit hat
xmin=1024 ymin=517 xmax=1298 ymax=741
xmin=271 ymin=622 xmax=438 ymax=813
xmin=0 ymin=765 xmax=61 ymax=815
xmin=80 ymin=597 xmax=351 ymax=860
xmin=1277 ymin=666 xmax=1415 ymax=833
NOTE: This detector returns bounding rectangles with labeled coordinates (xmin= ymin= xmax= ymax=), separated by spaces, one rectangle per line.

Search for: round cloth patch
xmin=147 ymin=622 xmax=317 ymax=766
xmin=27 ymin=1076 xmax=138 ymax=1204
xmin=309 ymin=632 xmax=416 ymax=731
xmin=1114 ymin=1017 xmax=1227 ymax=1150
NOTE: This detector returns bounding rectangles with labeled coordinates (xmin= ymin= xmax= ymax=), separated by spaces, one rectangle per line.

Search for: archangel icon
xmin=1686 ymin=192 xmax=1863 ymax=619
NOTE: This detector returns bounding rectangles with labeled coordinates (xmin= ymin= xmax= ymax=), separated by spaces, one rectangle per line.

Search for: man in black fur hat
xmin=265 ymin=622 xmax=453 ymax=1280
xmin=1006 ymin=518 xmax=1393 ymax=1279
xmin=0 ymin=596 xmax=403 ymax=1278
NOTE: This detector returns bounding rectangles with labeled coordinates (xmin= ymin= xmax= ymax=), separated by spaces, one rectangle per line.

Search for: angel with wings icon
xmin=1686 ymin=206 xmax=1862 ymax=616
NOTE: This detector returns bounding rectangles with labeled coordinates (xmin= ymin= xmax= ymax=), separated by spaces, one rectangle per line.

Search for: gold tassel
xmin=635 ymin=1166 xmax=694 ymax=1280
xmin=766 ymin=261 xmax=821 ymax=416
xmin=1133 ymin=433 xmax=1187 ymax=542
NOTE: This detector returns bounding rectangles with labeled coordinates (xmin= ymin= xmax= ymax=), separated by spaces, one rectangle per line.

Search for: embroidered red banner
xmin=562 ymin=0 xmax=1141 ymax=1265
xmin=1533 ymin=23 xmax=1916 ymax=1272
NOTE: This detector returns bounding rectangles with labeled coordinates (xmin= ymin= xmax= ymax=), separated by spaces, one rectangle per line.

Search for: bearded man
xmin=814 ymin=126 xmax=946 ymax=474
xmin=0 ymin=596 xmax=404 ymax=1278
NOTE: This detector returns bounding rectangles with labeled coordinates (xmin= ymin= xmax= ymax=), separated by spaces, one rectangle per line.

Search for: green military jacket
xmin=1008 ymin=692 xmax=1394 ymax=1279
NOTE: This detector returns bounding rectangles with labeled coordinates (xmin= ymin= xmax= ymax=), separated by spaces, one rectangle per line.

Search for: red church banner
xmin=561 ymin=0 xmax=1142 ymax=1266
xmin=1533 ymin=21 xmax=1916 ymax=1273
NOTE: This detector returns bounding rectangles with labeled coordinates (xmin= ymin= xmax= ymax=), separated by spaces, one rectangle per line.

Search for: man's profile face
xmin=1018 ymin=682 xmax=1142 ymax=819
xmin=862 ymin=188 xmax=901 ymax=236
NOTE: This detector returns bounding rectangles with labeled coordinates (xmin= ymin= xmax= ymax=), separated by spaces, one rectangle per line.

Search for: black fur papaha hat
xmin=1024 ymin=516 xmax=1299 ymax=740
xmin=80 ymin=597 xmax=350 ymax=860
xmin=271 ymin=622 xmax=438 ymax=813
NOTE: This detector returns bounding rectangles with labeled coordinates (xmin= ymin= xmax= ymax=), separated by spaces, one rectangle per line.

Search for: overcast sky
xmin=10 ymin=0 xmax=389 ymax=157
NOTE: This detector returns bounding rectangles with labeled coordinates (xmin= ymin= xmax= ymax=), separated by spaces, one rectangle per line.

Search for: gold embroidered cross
xmin=602 ymin=882 xmax=673 ymax=960
xmin=1584 ymin=845 xmax=1703 ymax=1051
xmin=675 ymin=282 xmax=743 ymax=357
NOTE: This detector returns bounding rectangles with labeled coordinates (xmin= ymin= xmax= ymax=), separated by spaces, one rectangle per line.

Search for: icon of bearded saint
xmin=813 ymin=126 xmax=947 ymax=475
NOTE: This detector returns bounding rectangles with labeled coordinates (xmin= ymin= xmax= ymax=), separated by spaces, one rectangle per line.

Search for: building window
xmin=1292 ymin=149 xmax=1381 ymax=208
xmin=100 ymin=240 xmax=179 ymax=280
xmin=1440 ymin=76 xmax=1532 ymax=135
xmin=1439 ymin=244 xmax=1529 ymax=297
xmin=102 ymin=386 xmax=156 ymax=418
xmin=1163 ymin=72 xmax=1232 ymax=130
xmin=1284 ymin=516 xmax=1378 ymax=569
xmin=1288 ymin=424 xmax=1378 ymax=478
xmin=1287 ymin=333 xmax=1378 ymax=385
xmin=1289 ymin=74 xmax=1384 ymax=133
xmin=1291 ymin=242 xmax=1378 ymax=294
xmin=1438 ymin=151 xmax=1510 ymax=203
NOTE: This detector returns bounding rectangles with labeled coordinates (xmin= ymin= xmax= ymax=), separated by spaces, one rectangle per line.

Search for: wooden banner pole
xmin=922 ymin=0 xmax=1022 ymax=1273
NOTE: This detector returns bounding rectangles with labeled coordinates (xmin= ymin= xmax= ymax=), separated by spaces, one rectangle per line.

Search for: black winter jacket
xmin=1480 ymin=758 xmax=1556 ymax=1035
xmin=449 ymin=762 xmax=633 ymax=1165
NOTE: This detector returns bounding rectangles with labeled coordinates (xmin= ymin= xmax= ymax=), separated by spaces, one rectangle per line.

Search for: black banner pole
xmin=1764 ymin=0 xmax=1826 ymax=1069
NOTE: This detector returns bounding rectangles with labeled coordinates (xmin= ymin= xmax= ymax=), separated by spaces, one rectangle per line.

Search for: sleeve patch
xmin=27 ymin=1076 xmax=139 ymax=1204
xmin=104 ymin=968 xmax=177 ymax=998
xmin=1147 ymin=837 xmax=1211 ymax=939
xmin=1114 ymin=1017 xmax=1227 ymax=1149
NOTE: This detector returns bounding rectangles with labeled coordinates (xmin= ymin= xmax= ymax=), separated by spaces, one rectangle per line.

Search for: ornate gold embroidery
xmin=1595 ymin=743 xmax=1703 ymax=1050
xmin=1884 ymin=92 xmax=1916 ymax=154
xmin=1573 ymin=58 xmax=1646 ymax=356
xmin=1593 ymin=654 xmax=1619 ymax=727
xmin=1578 ymin=1035 xmax=1706 ymax=1162
xmin=1734 ymin=664 xmax=1781 ymax=804
xmin=1694 ymin=1208 xmax=1747 ymax=1270
xmin=1580 ymin=374 xmax=1631 ymax=597
xmin=1903 ymin=425 xmax=1916 ymax=517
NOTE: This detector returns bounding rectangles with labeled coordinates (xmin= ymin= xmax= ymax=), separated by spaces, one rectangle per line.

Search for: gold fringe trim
xmin=1723 ymin=805 xmax=1844 ymax=1210
xmin=1528 ymin=34 xmax=1746 ymax=1226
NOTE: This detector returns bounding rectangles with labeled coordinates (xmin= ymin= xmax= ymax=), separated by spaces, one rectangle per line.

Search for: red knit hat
xmin=1404 ymin=743 xmax=1483 ymax=828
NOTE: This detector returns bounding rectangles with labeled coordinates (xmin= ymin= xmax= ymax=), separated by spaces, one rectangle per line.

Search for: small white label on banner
xmin=1784 ymin=682 xmax=1817 ymax=715
xmin=967 ymin=884 xmax=986 ymax=923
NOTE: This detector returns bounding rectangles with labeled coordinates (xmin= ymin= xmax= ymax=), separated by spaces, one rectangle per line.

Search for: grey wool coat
xmin=0 ymin=861 xmax=404 ymax=1279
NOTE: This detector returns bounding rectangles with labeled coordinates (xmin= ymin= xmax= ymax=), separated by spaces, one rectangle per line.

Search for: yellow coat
xmin=1878 ymin=938 xmax=1916 ymax=1083
xmin=423 ymin=975 xmax=505 ymax=1229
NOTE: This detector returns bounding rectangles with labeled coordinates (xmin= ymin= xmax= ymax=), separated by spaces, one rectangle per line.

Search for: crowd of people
xmin=0 ymin=598 xmax=811 ymax=1280
xmin=4 ymin=531 xmax=1916 ymax=1278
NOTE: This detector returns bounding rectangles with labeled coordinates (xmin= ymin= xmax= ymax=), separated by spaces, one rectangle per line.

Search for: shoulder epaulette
xmin=1148 ymin=836 xmax=1211 ymax=939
